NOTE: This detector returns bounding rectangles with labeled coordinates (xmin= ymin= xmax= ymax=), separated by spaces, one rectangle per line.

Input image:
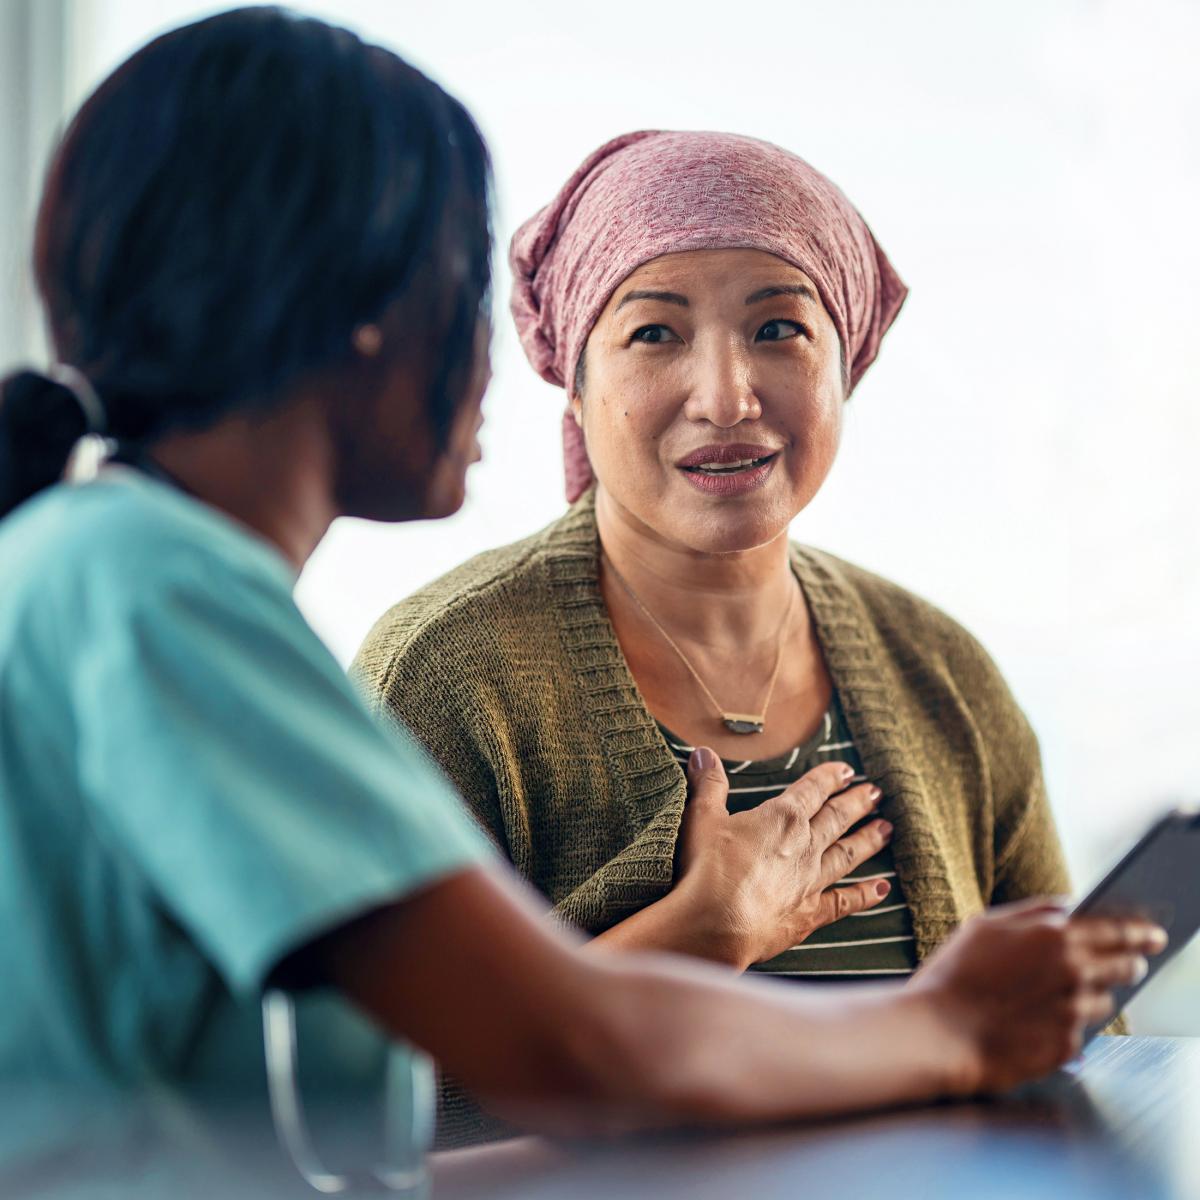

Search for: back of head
xmin=0 ymin=5 xmax=491 ymax=519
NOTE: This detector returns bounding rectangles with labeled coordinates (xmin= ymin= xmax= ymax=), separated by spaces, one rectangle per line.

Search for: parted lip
xmin=675 ymin=442 xmax=782 ymax=469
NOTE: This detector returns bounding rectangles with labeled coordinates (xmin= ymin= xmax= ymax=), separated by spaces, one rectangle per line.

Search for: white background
xmin=13 ymin=0 xmax=1200 ymax=1031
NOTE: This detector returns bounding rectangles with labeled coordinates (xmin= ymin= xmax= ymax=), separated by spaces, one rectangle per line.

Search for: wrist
xmin=900 ymin=977 xmax=983 ymax=1100
xmin=666 ymin=874 xmax=754 ymax=970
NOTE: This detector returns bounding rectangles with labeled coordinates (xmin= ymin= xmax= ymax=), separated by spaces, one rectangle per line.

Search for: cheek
xmin=802 ymin=386 xmax=843 ymax=457
xmin=580 ymin=362 xmax=678 ymax=471
xmin=777 ymin=350 xmax=843 ymax=441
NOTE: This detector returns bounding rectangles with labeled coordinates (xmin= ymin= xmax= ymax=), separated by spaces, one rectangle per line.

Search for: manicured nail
xmin=875 ymin=880 xmax=891 ymax=898
xmin=690 ymin=747 xmax=717 ymax=771
xmin=878 ymin=820 xmax=893 ymax=837
xmin=839 ymin=764 xmax=856 ymax=780
xmin=1131 ymin=956 xmax=1149 ymax=984
xmin=868 ymin=785 xmax=882 ymax=801
xmin=1148 ymin=927 xmax=1169 ymax=953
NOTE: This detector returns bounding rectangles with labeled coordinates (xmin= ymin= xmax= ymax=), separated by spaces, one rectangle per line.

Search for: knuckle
xmin=848 ymin=783 xmax=876 ymax=813
xmin=816 ymin=762 xmax=847 ymax=794
xmin=1036 ymin=922 xmax=1069 ymax=957
xmin=1122 ymin=954 xmax=1149 ymax=985
xmin=774 ymin=800 xmax=799 ymax=831
xmin=690 ymin=780 xmax=723 ymax=805
xmin=791 ymin=779 xmax=821 ymax=813
xmin=824 ymin=798 xmax=849 ymax=828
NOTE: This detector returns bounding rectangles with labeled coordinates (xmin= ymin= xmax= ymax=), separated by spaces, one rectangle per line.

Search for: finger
xmin=682 ymin=746 xmax=730 ymax=830
xmin=985 ymin=896 xmax=1072 ymax=922
xmin=808 ymin=782 xmax=883 ymax=848
xmin=776 ymin=761 xmax=859 ymax=820
xmin=814 ymin=877 xmax=893 ymax=927
xmin=1072 ymin=990 xmax=1116 ymax=1027
xmin=1067 ymin=917 xmax=1169 ymax=956
xmin=1076 ymin=953 xmax=1150 ymax=991
xmin=819 ymin=819 xmax=894 ymax=887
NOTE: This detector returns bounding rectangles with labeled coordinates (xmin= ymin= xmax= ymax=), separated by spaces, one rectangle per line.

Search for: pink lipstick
xmin=675 ymin=442 xmax=780 ymax=497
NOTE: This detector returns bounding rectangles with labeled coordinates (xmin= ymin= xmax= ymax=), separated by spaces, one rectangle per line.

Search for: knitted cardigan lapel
xmin=544 ymin=491 xmax=965 ymax=953
xmin=787 ymin=546 xmax=963 ymax=955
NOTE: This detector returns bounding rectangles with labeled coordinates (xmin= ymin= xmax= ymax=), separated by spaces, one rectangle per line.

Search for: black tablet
xmin=1073 ymin=807 xmax=1200 ymax=1044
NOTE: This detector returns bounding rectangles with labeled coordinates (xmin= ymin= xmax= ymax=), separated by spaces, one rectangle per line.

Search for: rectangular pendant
xmin=722 ymin=712 xmax=765 ymax=735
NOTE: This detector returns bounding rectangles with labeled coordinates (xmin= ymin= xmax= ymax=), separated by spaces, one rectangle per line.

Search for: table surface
xmin=431 ymin=1037 xmax=1200 ymax=1200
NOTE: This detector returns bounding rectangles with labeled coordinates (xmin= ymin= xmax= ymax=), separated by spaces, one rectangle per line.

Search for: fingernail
xmin=878 ymin=820 xmax=893 ymax=837
xmin=868 ymin=785 xmax=882 ymax=801
xmin=1149 ymin=927 xmax=1169 ymax=953
xmin=689 ymin=747 xmax=716 ymax=772
xmin=875 ymin=880 xmax=891 ymax=898
xmin=839 ymin=764 xmax=856 ymax=780
xmin=1131 ymin=956 xmax=1149 ymax=984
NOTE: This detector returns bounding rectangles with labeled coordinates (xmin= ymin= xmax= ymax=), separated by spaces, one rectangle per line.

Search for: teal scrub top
xmin=0 ymin=469 xmax=490 ymax=1174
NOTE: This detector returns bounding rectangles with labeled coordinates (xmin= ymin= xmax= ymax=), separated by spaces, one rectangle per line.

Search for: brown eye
xmin=757 ymin=319 xmax=804 ymax=342
xmin=630 ymin=325 xmax=677 ymax=345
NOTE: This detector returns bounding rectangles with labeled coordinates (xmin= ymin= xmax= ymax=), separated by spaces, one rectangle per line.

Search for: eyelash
xmin=627 ymin=319 xmax=809 ymax=346
xmin=628 ymin=325 xmax=675 ymax=345
xmin=756 ymin=319 xmax=808 ymax=342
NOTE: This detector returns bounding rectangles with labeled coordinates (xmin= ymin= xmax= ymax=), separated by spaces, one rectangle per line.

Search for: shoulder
xmin=0 ymin=474 xmax=297 ymax=659
xmin=12 ymin=472 xmax=284 ymax=581
xmin=353 ymin=499 xmax=595 ymax=705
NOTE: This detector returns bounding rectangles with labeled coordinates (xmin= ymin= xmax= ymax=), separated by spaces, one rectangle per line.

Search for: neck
xmin=595 ymin=486 xmax=801 ymax=649
xmin=143 ymin=395 xmax=338 ymax=571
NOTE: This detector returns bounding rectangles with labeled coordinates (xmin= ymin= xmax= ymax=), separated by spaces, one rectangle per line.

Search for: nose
xmin=682 ymin=337 xmax=762 ymax=427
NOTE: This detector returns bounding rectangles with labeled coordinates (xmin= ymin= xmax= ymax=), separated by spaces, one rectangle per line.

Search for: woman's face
xmin=420 ymin=328 xmax=491 ymax=519
xmin=577 ymin=248 xmax=845 ymax=554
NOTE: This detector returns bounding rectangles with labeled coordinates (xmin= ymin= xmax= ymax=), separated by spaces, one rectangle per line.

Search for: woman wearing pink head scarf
xmin=356 ymin=131 xmax=1106 ymax=1145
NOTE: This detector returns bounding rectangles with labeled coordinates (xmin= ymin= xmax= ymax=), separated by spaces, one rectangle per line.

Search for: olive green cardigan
xmin=355 ymin=490 xmax=1071 ymax=939
xmin=352 ymin=491 xmax=1085 ymax=1142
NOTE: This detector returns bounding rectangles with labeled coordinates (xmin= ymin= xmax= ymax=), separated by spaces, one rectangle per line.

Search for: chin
xmin=660 ymin=487 xmax=797 ymax=556
xmin=421 ymin=487 xmax=466 ymax=520
xmin=418 ymin=467 xmax=470 ymax=521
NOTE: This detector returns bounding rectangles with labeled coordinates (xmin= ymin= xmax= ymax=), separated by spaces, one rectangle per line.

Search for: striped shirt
xmin=660 ymin=693 xmax=918 ymax=981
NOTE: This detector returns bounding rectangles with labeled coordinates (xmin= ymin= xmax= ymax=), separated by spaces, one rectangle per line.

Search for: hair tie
xmin=48 ymin=365 xmax=107 ymax=436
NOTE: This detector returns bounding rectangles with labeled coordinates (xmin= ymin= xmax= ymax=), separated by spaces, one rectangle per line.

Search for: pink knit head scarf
xmin=509 ymin=130 xmax=909 ymax=503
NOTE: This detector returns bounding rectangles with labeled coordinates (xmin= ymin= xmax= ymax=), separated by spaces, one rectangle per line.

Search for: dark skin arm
xmin=300 ymin=756 xmax=1166 ymax=1138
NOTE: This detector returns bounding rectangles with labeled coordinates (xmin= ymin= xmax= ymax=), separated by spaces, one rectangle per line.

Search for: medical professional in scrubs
xmin=0 ymin=6 xmax=1163 ymax=1191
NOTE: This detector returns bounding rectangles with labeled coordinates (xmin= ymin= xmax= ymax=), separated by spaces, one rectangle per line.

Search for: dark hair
xmin=0 ymin=6 xmax=491 ymax=519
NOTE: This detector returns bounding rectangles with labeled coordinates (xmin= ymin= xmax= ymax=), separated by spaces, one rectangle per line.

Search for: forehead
xmin=616 ymin=247 xmax=817 ymax=295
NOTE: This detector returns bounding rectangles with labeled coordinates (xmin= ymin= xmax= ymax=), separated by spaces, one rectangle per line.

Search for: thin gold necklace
xmin=602 ymin=552 xmax=796 ymax=736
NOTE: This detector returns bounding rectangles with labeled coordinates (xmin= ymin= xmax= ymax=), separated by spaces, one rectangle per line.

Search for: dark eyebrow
xmin=745 ymin=284 xmax=817 ymax=305
xmin=615 ymin=289 xmax=689 ymax=311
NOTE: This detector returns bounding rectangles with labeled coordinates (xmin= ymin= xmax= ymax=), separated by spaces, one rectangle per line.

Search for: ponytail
xmin=0 ymin=370 xmax=92 ymax=519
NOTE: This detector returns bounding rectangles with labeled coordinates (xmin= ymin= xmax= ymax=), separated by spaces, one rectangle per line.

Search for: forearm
xmin=318 ymin=867 xmax=969 ymax=1138
xmin=557 ymin=954 xmax=967 ymax=1133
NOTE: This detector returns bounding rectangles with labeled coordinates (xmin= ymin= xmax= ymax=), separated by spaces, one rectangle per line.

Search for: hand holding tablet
xmin=1073 ymin=808 xmax=1200 ymax=1043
